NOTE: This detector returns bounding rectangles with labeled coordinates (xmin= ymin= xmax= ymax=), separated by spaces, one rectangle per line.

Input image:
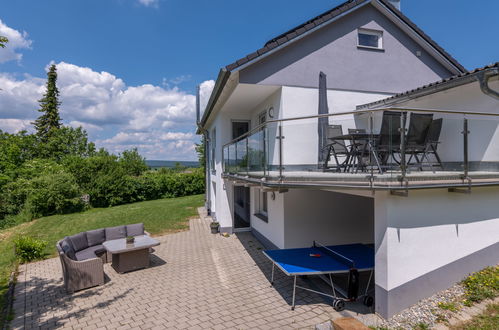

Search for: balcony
xmin=222 ymin=107 xmax=499 ymax=193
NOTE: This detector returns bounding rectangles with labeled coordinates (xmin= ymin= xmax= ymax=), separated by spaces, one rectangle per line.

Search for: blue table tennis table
xmin=263 ymin=242 xmax=374 ymax=310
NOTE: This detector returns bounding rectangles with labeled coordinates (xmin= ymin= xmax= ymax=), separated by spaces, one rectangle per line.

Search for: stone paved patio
xmin=11 ymin=210 xmax=378 ymax=329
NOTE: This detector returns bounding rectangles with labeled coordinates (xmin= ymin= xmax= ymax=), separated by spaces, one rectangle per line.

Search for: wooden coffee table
xmin=103 ymin=235 xmax=160 ymax=273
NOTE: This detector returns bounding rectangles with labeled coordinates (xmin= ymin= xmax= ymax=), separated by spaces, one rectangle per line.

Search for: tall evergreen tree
xmin=33 ymin=64 xmax=62 ymax=142
xmin=0 ymin=36 xmax=8 ymax=48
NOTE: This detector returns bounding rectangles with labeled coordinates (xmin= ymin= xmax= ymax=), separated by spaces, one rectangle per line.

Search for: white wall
xmin=208 ymin=89 xmax=283 ymax=230
xmin=280 ymin=86 xmax=391 ymax=167
xmin=248 ymin=90 xmax=282 ymax=169
xmin=383 ymin=81 xmax=499 ymax=163
xmin=282 ymin=189 xmax=374 ymax=248
xmin=250 ymin=188 xmax=286 ymax=248
xmin=375 ymin=187 xmax=499 ymax=292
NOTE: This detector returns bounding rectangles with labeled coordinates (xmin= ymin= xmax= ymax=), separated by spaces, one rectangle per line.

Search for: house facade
xmin=196 ymin=0 xmax=499 ymax=318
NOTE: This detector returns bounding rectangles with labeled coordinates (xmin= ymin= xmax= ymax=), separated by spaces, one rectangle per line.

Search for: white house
xmin=196 ymin=0 xmax=499 ymax=318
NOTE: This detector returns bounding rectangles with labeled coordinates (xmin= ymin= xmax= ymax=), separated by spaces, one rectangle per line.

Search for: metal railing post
xmin=463 ymin=117 xmax=469 ymax=179
xmin=399 ymin=112 xmax=407 ymax=182
xmin=279 ymin=123 xmax=283 ymax=182
xmin=369 ymin=112 xmax=374 ymax=191
xmin=222 ymin=147 xmax=225 ymax=174
xmin=235 ymin=141 xmax=238 ymax=174
xmin=246 ymin=137 xmax=249 ymax=176
xmin=263 ymin=127 xmax=267 ymax=177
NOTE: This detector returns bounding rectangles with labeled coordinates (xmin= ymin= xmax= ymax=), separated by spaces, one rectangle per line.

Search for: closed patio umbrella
xmin=318 ymin=71 xmax=329 ymax=166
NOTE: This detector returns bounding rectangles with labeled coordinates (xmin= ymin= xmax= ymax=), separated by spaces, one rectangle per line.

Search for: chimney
xmin=388 ymin=0 xmax=401 ymax=10
xmin=196 ymin=85 xmax=200 ymax=125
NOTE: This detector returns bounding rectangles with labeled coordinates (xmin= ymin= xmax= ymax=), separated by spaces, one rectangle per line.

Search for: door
xmin=232 ymin=121 xmax=250 ymax=140
xmin=231 ymin=121 xmax=251 ymax=231
xmin=234 ymin=186 xmax=251 ymax=230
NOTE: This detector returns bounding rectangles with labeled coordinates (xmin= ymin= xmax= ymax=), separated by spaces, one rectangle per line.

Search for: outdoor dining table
xmin=329 ymin=133 xmax=382 ymax=173
xmin=103 ymin=235 xmax=160 ymax=273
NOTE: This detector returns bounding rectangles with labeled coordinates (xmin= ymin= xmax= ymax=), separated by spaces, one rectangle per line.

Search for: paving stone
xmin=10 ymin=211 xmax=349 ymax=329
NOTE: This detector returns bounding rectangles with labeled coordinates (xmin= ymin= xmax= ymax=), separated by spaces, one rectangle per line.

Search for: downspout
xmin=477 ymin=69 xmax=499 ymax=100
xmin=196 ymin=85 xmax=211 ymax=214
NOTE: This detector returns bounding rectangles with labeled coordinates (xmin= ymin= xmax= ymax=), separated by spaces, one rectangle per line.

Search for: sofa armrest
xmin=64 ymin=254 xmax=103 ymax=267
xmin=61 ymin=253 xmax=104 ymax=293
xmin=144 ymin=231 xmax=151 ymax=236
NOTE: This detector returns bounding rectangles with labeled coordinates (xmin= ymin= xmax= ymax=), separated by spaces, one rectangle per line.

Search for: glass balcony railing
xmin=222 ymin=107 xmax=499 ymax=191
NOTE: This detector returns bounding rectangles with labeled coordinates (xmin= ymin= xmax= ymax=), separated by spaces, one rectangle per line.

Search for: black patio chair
xmin=404 ymin=113 xmax=433 ymax=170
xmin=323 ymin=125 xmax=350 ymax=172
xmin=375 ymin=111 xmax=402 ymax=170
xmin=348 ymin=128 xmax=368 ymax=172
xmin=420 ymin=118 xmax=444 ymax=170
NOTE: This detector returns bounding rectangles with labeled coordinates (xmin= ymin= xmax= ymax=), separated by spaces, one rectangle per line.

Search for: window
xmin=358 ymin=29 xmax=383 ymax=49
xmin=258 ymin=110 xmax=267 ymax=125
xmin=210 ymin=128 xmax=216 ymax=173
xmin=255 ymin=190 xmax=268 ymax=222
xmin=232 ymin=121 xmax=250 ymax=140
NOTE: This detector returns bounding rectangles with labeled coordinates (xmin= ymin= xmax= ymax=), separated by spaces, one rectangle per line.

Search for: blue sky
xmin=0 ymin=0 xmax=498 ymax=160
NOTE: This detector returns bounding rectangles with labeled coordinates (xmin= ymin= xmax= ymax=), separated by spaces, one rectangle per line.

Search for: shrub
xmin=462 ymin=266 xmax=499 ymax=305
xmin=14 ymin=236 xmax=48 ymax=263
xmin=0 ymin=178 xmax=33 ymax=218
xmin=24 ymin=172 xmax=86 ymax=217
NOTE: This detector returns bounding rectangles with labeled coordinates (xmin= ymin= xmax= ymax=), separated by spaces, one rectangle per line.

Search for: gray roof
xmin=225 ymin=0 xmax=465 ymax=73
xmin=199 ymin=0 xmax=467 ymax=129
xmin=357 ymin=62 xmax=499 ymax=109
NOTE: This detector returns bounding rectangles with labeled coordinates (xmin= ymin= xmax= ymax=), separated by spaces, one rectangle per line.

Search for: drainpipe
xmin=196 ymin=85 xmax=211 ymax=215
xmin=477 ymin=69 xmax=499 ymax=100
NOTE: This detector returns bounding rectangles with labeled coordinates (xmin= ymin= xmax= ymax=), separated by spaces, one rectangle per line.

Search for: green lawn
xmin=0 ymin=194 xmax=203 ymax=325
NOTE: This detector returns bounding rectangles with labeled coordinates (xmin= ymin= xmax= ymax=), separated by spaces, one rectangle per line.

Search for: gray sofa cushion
xmin=75 ymin=245 xmax=106 ymax=261
xmin=68 ymin=232 xmax=88 ymax=252
xmin=105 ymin=225 xmax=126 ymax=240
xmin=126 ymin=223 xmax=145 ymax=237
xmin=60 ymin=238 xmax=76 ymax=260
xmin=86 ymin=228 xmax=106 ymax=246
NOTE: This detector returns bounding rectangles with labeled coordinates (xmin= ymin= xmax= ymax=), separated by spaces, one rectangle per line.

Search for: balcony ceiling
xmin=221 ymin=83 xmax=280 ymax=114
xmin=396 ymin=78 xmax=499 ymax=113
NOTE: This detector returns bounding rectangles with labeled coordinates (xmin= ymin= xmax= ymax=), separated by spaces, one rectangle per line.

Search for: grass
xmin=461 ymin=266 xmax=499 ymax=306
xmin=413 ymin=323 xmax=430 ymax=330
xmin=451 ymin=303 xmax=499 ymax=330
xmin=438 ymin=301 xmax=460 ymax=312
xmin=0 ymin=194 xmax=203 ymax=326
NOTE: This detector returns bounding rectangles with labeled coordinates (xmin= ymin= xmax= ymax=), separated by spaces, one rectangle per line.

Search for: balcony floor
xmin=224 ymin=170 xmax=499 ymax=189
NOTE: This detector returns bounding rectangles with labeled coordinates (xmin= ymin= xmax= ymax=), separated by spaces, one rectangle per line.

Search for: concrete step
xmin=332 ymin=317 xmax=369 ymax=330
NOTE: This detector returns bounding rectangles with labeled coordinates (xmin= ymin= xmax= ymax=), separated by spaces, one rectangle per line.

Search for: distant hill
xmin=145 ymin=160 xmax=200 ymax=169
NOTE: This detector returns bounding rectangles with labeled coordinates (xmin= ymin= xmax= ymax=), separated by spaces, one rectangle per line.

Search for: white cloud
xmin=0 ymin=61 xmax=214 ymax=160
xmin=0 ymin=19 xmax=32 ymax=63
xmin=199 ymin=79 xmax=215 ymax=117
xmin=162 ymin=75 xmax=192 ymax=88
xmin=0 ymin=119 xmax=33 ymax=133
xmin=68 ymin=120 xmax=103 ymax=133
xmin=0 ymin=73 xmax=45 ymax=119
xmin=137 ymin=0 xmax=159 ymax=8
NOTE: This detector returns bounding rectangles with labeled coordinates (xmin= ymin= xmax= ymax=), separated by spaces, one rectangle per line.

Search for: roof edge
xmin=357 ymin=62 xmax=499 ymax=110
xmin=197 ymin=68 xmax=231 ymax=131
xmin=224 ymin=0 xmax=466 ymax=74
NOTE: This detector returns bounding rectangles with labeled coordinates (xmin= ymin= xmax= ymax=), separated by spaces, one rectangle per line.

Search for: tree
xmin=39 ymin=126 xmax=96 ymax=160
xmin=33 ymin=64 xmax=62 ymax=142
xmin=119 ymin=148 xmax=148 ymax=176
xmin=195 ymin=136 xmax=205 ymax=171
xmin=0 ymin=36 xmax=8 ymax=48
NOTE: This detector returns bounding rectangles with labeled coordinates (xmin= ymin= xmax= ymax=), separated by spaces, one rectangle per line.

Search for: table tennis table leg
xmin=291 ymin=276 xmax=297 ymax=310
xmin=328 ymin=274 xmax=337 ymax=299
xmin=364 ymin=269 xmax=373 ymax=296
xmin=271 ymin=263 xmax=275 ymax=285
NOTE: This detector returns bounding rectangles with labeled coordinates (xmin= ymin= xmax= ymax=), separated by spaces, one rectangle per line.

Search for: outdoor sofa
xmin=56 ymin=223 xmax=149 ymax=293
